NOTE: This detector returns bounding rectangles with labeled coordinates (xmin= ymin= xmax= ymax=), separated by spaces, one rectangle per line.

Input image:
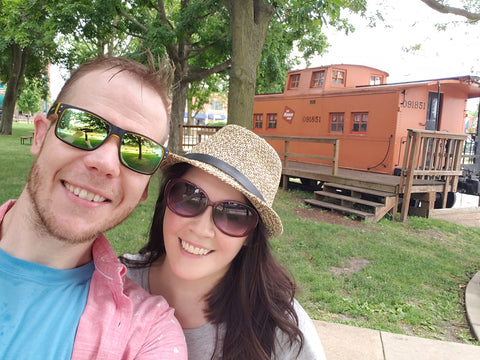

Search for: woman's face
xmin=162 ymin=167 xmax=250 ymax=286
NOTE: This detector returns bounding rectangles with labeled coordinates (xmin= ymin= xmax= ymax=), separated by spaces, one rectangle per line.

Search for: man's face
xmin=28 ymin=69 xmax=168 ymax=244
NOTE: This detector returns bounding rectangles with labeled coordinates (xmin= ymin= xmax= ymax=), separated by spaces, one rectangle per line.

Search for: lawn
xmin=2 ymin=122 xmax=480 ymax=345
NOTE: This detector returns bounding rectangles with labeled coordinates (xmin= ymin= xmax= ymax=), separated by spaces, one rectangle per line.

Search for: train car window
xmin=267 ymin=113 xmax=277 ymax=129
xmin=311 ymin=71 xmax=325 ymax=87
xmin=352 ymin=112 xmax=368 ymax=133
xmin=289 ymin=74 xmax=300 ymax=89
xmin=332 ymin=70 xmax=345 ymax=84
xmin=254 ymin=113 xmax=263 ymax=129
xmin=330 ymin=113 xmax=344 ymax=133
xmin=370 ymin=76 xmax=382 ymax=85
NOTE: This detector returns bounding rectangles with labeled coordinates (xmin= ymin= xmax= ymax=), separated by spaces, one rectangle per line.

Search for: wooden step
xmin=314 ymin=190 xmax=385 ymax=208
xmin=323 ymin=182 xmax=395 ymax=198
xmin=304 ymin=198 xmax=375 ymax=222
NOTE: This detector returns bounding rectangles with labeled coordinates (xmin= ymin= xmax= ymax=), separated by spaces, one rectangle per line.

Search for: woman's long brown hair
xmin=121 ymin=163 xmax=304 ymax=359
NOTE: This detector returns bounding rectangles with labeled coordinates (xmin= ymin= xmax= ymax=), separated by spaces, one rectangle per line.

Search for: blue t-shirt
xmin=0 ymin=248 xmax=94 ymax=360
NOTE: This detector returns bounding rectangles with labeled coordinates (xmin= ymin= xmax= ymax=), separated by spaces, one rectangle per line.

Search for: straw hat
xmin=160 ymin=125 xmax=283 ymax=238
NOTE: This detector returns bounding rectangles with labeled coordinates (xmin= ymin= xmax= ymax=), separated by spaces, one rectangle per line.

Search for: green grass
xmin=2 ymin=122 xmax=480 ymax=345
xmin=0 ymin=122 xmax=36 ymax=200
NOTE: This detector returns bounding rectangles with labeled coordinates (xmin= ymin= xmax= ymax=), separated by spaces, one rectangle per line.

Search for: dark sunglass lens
xmin=57 ymin=108 xmax=108 ymax=149
xmin=121 ymin=133 xmax=165 ymax=174
xmin=167 ymin=181 xmax=207 ymax=217
xmin=213 ymin=202 xmax=257 ymax=237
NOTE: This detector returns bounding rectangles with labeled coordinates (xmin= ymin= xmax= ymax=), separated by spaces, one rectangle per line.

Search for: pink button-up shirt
xmin=1 ymin=200 xmax=187 ymax=360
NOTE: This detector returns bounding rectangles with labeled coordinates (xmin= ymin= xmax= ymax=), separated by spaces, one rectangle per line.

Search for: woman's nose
xmin=188 ymin=205 xmax=216 ymax=238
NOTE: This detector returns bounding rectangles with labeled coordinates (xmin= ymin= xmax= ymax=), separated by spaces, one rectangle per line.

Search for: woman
xmin=122 ymin=125 xmax=326 ymax=359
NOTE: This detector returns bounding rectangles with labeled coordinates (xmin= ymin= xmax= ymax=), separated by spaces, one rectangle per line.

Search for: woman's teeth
xmin=181 ymin=240 xmax=211 ymax=255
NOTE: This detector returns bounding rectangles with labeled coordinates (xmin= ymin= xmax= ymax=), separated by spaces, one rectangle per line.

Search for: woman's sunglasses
xmin=165 ymin=178 xmax=259 ymax=237
xmin=47 ymin=103 xmax=168 ymax=175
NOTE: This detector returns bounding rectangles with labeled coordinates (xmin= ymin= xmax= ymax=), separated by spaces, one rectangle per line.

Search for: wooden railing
xmin=259 ymin=135 xmax=340 ymax=176
xmin=178 ymin=125 xmax=223 ymax=153
xmin=178 ymin=126 xmax=340 ymax=176
xmin=399 ymin=129 xmax=467 ymax=222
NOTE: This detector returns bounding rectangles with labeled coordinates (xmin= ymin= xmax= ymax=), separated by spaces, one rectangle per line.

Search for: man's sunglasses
xmin=165 ymin=178 xmax=259 ymax=237
xmin=47 ymin=103 xmax=168 ymax=175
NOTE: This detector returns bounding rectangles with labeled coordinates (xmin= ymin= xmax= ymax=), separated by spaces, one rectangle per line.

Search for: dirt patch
xmin=329 ymin=258 xmax=370 ymax=276
xmin=294 ymin=206 xmax=370 ymax=230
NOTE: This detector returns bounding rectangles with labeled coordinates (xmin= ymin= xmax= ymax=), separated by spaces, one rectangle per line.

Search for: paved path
xmin=313 ymin=320 xmax=480 ymax=359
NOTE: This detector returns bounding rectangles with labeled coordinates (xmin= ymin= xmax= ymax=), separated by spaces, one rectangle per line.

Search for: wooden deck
xmin=281 ymin=160 xmax=447 ymax=195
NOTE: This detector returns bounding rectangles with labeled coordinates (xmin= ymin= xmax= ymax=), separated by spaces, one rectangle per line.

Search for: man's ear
xmin=140 ymin=181 xmax=150 ymax=201
xmin=30 ymin=113 xmax=53 ymax=156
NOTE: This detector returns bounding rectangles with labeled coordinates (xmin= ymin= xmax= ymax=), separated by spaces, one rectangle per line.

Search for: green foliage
xmin=0 ymin=0 xmax=56 ymax=83
xmin=17 ymin=77 xmax=48 ymax=114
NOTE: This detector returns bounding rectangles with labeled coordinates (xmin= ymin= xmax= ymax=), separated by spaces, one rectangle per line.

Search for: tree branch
xmin=116 ymin=6 xmax=148 ymax=32
xmin=185 ymin=60 xmax=232 ymax=83
xmin=420 ymin=0 xmax=480 ymax=21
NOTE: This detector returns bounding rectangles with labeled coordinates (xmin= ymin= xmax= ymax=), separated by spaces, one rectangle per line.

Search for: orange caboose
xmin=253 ymin=64 xmax=480 ymax=175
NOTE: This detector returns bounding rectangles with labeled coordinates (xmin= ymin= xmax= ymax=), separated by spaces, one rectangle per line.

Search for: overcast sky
xmin=307 ymin=0 xmax=479 ymax=80
xmin=303 ymin=0 xmax=480 ymax=112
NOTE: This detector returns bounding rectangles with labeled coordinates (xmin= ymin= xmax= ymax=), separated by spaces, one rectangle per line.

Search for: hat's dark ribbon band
xmin=185 ymin=153 xmax=265 ymax=202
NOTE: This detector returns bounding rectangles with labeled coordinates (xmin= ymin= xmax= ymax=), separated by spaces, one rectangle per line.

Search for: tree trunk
xmin=0 ymin=44 xmax=30 ymax=135
xmin=226 ymin=0 xmax=274 ymax=129
xmin=169 ymin=72 xmax=188 ymax=153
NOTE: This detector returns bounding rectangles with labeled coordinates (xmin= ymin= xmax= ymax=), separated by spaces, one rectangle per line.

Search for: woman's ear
xmin=30 ymin=113 xmax=53 ymax=156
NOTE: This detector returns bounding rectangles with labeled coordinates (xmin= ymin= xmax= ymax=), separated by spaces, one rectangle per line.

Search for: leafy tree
xmin=17 ymin=77 xmax=49 ymax=114
xmin=0 ymin=0 xmax=134 ymax=135
xmin=113 ymin=0 xmax=231 ymax=152
xmin=0 ymin=0 xmax=57 ymax=135
xmin=225 ymin=0 xmax=366 ymax=129
xmin=112 ymin=0 xmax=366 ymax=151
xmin=186 ymin=74 xmax=227 ymax=125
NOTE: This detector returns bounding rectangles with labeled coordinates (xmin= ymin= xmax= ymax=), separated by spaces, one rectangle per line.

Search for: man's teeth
xmin=65 ymin=182 xmax=106 ymax=202
xmin=181 ymin=240 xmax=210 ymax=255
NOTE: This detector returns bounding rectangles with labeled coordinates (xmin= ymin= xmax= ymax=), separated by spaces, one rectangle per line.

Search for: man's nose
xmin=82 ymin=135 xmax=122 ymax=177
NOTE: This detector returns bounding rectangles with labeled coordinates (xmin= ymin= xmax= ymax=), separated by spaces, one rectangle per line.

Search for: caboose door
xmin=425 ymin=92 xmax=443 ymax=130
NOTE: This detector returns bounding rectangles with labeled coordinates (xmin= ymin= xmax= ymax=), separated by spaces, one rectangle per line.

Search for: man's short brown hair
xmin=55 ymin=56 xmax=173 ymax=119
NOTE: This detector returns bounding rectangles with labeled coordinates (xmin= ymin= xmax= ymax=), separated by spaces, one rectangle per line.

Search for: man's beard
xmin=26 ymin=158 xmax=135 ymax=245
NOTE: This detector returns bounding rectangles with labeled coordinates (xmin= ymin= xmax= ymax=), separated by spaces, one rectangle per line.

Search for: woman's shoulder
xmin=122 ymin=253 xmax=151 ymax=292
xmin=183 ymin=322 xmax=223 ymax=360
xmin=276 ymin=299 xmax=327 ymax=360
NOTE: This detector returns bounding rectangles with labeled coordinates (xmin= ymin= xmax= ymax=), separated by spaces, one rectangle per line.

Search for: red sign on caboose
xmin=283 ymin=106 xmax=294 ymax=123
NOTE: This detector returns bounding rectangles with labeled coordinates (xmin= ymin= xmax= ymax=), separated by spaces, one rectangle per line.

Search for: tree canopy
xmin=0 ymin=0 xmax=367 ymax=141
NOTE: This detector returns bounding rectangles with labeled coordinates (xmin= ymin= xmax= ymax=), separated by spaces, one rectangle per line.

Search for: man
xmin=0 ymin=56 xmax=187 ymax=359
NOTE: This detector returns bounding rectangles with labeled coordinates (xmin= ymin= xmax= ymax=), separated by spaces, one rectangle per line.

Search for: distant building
xmin=185 ymin=94 xmax=228 ymax=125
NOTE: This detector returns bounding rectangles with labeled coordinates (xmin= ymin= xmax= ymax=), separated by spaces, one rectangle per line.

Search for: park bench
xmin=20 ymin=135 xmax=33 ymax=145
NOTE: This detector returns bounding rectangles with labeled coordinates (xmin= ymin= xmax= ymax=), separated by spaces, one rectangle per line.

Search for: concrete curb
xmin=466 ymin=270 xmax=480 ymax=341
xmin=313 ymin=320 xmax=480 ymax=359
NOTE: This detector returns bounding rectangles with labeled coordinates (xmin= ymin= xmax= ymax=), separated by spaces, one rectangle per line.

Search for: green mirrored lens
xmin=121 ymin=133 xmax=164 ymax=174
xmin=57 ymin=108 xmax=108 ymax=149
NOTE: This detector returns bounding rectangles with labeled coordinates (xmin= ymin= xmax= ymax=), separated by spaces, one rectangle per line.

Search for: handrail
xmin=399 ymin=129 xmax=467 ymax=222
xmin=178 ymin=126 xmax=340 ymax=176
xmin=259 ymin=135 xmax=340 ymax=175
